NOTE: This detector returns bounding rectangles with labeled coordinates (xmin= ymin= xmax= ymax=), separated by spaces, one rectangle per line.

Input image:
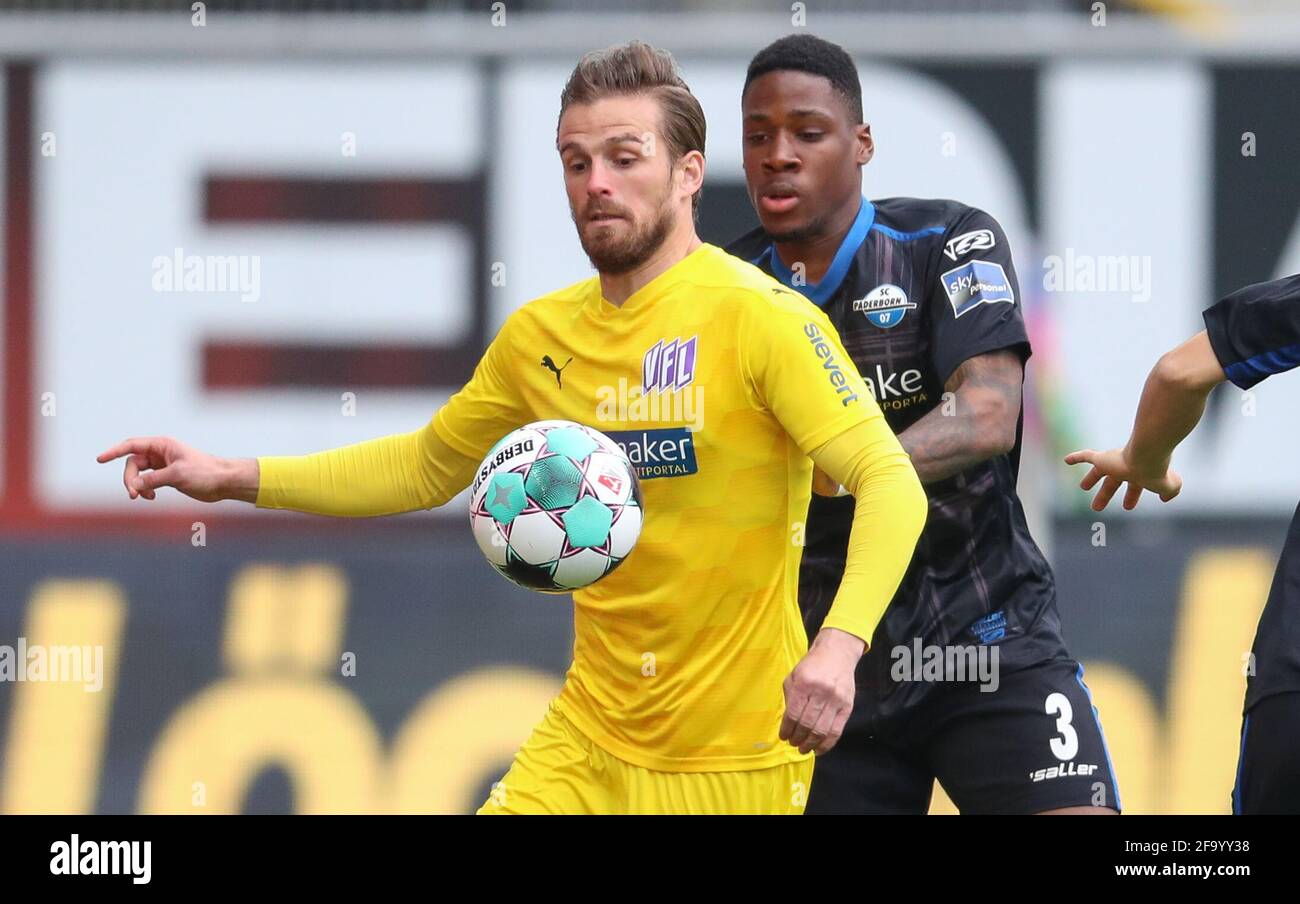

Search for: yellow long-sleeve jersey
xmin=257 ymin=243 xmax=926 ymax=772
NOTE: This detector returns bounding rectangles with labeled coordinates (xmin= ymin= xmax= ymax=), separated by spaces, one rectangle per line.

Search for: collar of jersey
xmin=759 ymin=197 xmax=874 ymax=307
xmin=586 ymin=242 xmax=714 ymax=317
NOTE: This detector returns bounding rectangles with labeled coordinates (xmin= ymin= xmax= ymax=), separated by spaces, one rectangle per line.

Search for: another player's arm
xmin=1064 ymin=333 xmax=1222 ymax=511
xmin=1067 ymin=273 xmax=1300 ymax=510
xmin=896 ymin=349 xmax=1022 ymax=483
xmin=812 ymin=349 xmax=1023 ymax=494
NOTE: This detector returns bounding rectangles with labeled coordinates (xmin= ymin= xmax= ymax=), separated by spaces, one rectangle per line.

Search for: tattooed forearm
xmin=897 ymin=350 xmax=1024 ymax=484
xmin=898 ymin=407 xmax=993 ymax=483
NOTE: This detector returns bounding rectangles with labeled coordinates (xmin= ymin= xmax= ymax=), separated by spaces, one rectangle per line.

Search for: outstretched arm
xmin=97 ymin=419 xmax=481 ymax=515
xmin=255 ymin=421 xmax=479 ymax=514
xmin=99 ymin=313 xmax=531 ymax=514
xmin=1067 ymin=273 xmax=1300 ymax=510
xmin=96 ymin=435 xmax=260 ymax=503
xmin=1065 ymin=331 xmax=1225 ymax=511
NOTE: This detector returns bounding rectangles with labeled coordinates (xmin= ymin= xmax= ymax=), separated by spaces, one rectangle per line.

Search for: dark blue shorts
xmin=806 ymin=658 xmax=1121 ymax=815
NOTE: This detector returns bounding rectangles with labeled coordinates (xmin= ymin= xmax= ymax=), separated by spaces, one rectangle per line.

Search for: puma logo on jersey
xmin=803 ymin=322 xmax=860 ymax=407
xmin=540 ymin=355 xmax=572 ymax=388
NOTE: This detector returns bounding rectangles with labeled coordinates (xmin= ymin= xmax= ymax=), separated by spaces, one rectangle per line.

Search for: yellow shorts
xmin=477 ymin=703 xmax=814 ymax=815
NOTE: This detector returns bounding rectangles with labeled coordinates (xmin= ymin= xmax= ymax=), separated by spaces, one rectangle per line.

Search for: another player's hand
xmin=1063 ymin=446 xmax=1183 ymax=511
xmin=96 ymin=436 xmax=243 ymax=503
xmin=781 ymin=627 xmax=863 ymax=756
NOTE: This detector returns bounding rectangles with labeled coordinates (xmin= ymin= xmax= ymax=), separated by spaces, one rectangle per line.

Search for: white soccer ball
xmin=469 ymin=420 xmax=643 ymax=593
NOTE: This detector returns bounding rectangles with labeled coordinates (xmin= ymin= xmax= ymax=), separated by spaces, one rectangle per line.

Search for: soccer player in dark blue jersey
xmin=1067 ymin=275 xmax=1300 ymax=815
xmin=726 ymin=34 xmax=1119 ymax=814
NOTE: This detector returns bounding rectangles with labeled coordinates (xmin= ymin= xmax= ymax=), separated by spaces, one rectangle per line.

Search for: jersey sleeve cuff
xmin=936 ymin=339 xmax=1031 ymax=389
xmin=1202 ymin=306 xmax=1259 ymax=390
xmin=818 ymin=614 xmax=878 ymax=648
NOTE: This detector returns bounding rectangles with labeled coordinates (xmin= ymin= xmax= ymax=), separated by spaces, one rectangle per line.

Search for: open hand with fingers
xmin=96 ymin=436 xmax=257 ymax=504
xmin=1063 ymin=447 xmax=1183 ymax=511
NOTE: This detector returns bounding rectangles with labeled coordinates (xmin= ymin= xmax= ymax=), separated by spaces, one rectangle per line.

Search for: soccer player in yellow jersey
xmin=97 ymin=42 xmax=927 ymax=815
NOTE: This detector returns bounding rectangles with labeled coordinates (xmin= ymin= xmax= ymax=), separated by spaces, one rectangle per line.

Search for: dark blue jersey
xmin=1204 ymin=274 xmax=1300 ymax=711
xmin=727 ymin=197 xmax=1066 ymax=720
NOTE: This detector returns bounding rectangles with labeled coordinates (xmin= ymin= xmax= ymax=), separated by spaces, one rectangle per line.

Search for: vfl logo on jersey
xmin=940 ymin=259 xmax=1016 ymax=318
xmin=602 ymin=427 xmax=698 ymax=480
xmin=852 ymin=284 xmax=916 ymax=329
xmin=943 ymin=228 xmax=996 ymax=261
xmin=803 ymin=322 xmax=860 ymax=407
xmin=643 ymin=336 xmax=698 ymax=392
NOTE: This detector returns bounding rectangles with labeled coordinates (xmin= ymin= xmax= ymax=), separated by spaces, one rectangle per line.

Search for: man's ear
xmin=857 ymin=123 xmax=875 ymax=167
xmin=678 ymin=149 xmax=706 ymax=201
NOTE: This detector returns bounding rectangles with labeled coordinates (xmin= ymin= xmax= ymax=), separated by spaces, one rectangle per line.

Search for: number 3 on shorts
xmin=1045 ymin=692 xmax=1079 ymax=760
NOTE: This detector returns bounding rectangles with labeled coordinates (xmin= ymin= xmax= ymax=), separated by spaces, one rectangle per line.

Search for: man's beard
xmin=574 ymin=193 xmax=675 ymax=275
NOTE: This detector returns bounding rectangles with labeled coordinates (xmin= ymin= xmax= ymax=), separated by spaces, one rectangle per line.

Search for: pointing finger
xmin=97 ymin=437 xmax=151 ymax=463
